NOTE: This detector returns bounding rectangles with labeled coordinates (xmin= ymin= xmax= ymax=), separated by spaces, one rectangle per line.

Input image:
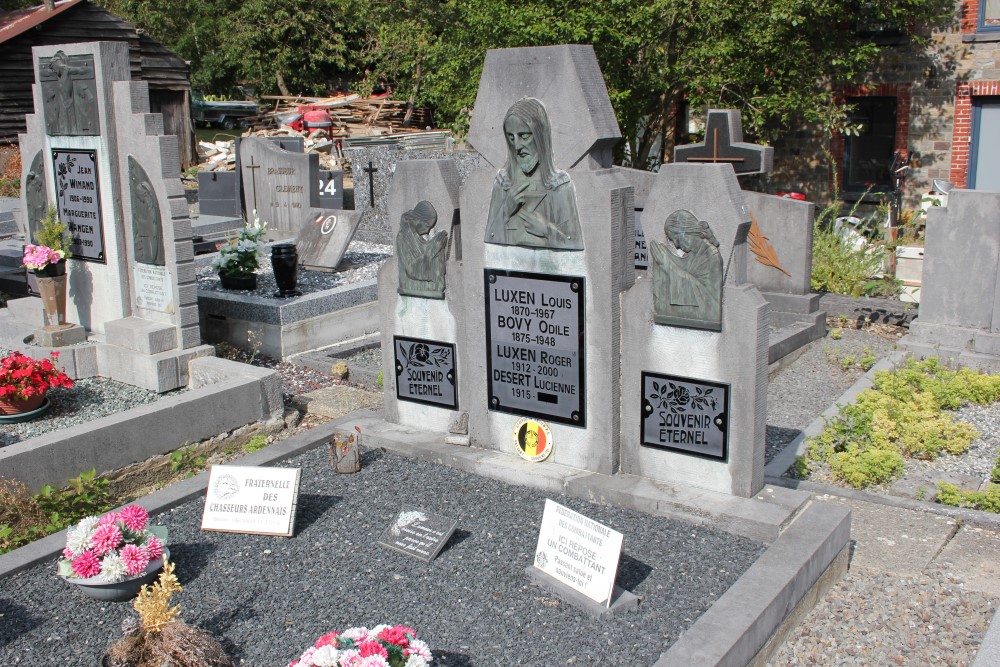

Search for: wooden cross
xmin=363 ymin=161 xmax=379 ymax=205
xmin=244 ymin=155 xmax=262 ymax=213
xmin=673 ymin=110 xmax=774 ymax=175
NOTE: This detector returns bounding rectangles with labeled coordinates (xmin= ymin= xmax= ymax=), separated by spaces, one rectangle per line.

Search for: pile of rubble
xmin=195 ymin=129 xmax=344 ymax=174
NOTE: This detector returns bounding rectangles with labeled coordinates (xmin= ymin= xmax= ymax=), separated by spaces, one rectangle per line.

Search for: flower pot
xmin=219 ymin=272 xmax=257 ymax=291
xmin=0 ymin=394 xmax=49 ymax=423
xmin=35 ymin=267 xmax=69 ymax=329
xmin=270 ymin=242 xmax=302 ymax=298
xmin=34 ymin=258 xmax=67 ymax=278
xmin=62 ymin=548 xmax=170 ymax=602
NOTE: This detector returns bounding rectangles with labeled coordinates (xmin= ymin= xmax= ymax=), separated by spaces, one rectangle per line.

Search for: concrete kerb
xmin=0 ymin=410 xmax=343 ymax=580
xmin=0 ymin=357 xmax=283 ymax=493
xmin=1 ymin=411 xmax=850 ymax=667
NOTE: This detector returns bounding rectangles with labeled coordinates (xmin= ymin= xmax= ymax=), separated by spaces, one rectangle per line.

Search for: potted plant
xmin=57 ymin=505 xmax=169 ymax=602
xmin=285 ymin=625 xmax=433 ymax=667
xmin=100 ymin=559 xmax=234 ymax=667
xmin=23 ymin=207 xmax=74 ymax=327
xmin=211 ymin=211 xmax=267 ymax=290
xmin=0 ymin=350 xmax=73 ymax=420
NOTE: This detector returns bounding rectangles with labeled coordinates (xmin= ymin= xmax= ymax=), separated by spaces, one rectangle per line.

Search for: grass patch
xmin=803 ymin=358 xmax=1000 ymax=489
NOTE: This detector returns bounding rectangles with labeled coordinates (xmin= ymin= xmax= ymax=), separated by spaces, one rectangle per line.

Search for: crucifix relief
xmin=38 ymin=51 xmax=100 ymax=136
xmin=673 ymin=110 xmax=773 ymax=175
xmin=363 ymin=161 xmax=379 ymax=207
xmin=244 ymin=156 xmax=262 ymax=213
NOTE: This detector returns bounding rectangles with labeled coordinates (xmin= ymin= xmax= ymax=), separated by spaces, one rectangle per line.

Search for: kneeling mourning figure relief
xmin=397 ymin=199 xmax=448 ymax=299
xmin=650 ymin=209 xmax=724 ymax=331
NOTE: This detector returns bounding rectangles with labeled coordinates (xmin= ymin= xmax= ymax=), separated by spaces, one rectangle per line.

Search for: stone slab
xmin=104 ymin=316 xmax=178 ymax=354
xmin=239 ymin=137 xmax=319 ymax=238
xmin=934 ymin=525 xmax=1000 ymax=597
xmin=295 ymin=208 xmax=362 ymax=271
xmin=525 ymin=566 xmax=640 ymax=619
xmin=290 ymin=385 xmax=384 ymax=420
xmin=813 ymin=494 xmax=956 ymax=577
xmin=197 ymin=171 xmax=241 ymax=218
xmin=32 ymin=323 xmax=86 ymax=347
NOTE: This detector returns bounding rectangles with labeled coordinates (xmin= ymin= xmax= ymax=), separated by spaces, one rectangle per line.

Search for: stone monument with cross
xmin=673 ymin=109 xmax=774 ymax=175
xmin=13 ymin=41 xmax=212 ymax=391
xmin=238 ymin=137 xmax=320 ymax=240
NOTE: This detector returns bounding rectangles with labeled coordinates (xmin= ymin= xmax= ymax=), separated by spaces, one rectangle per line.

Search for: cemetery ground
xmin=1 ymin=299 xmax=1000 ymax=665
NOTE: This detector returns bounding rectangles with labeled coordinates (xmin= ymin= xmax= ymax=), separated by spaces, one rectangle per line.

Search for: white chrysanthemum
xmin=310 ymin=645 xmax=339 ymax=667
xmin=236 ymin=239 xmax=255 ymax=253
xmin=404 ymin=655 xmax=428 ymax=667
xmin=77 ymin=516 xmax=100 ymax=533
xmin=408 ymin=639 xmax=432 ymax=661
xmin=99 ymin=553 xmax=128 ymax=582
xmin=369 ymin=624 xmax=391 ymax=637
xmin=66 ymin=526 xmax=93 ymax=556
xmin=341 ymin=627 xmax=369 ymax=643
xmin=338 ymin=648 xmax=361 ymax=664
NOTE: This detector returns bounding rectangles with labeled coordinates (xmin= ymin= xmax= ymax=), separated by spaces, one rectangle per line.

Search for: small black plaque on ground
xmin=378 ymin=506 xmax=457 ymax=562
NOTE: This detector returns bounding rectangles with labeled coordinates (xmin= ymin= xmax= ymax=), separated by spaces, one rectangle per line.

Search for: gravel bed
xmin=907 ymin=402 xmax=1000 ymax=481
xmin=768 ymin=565 xmax=995 ymax=666
xmin=0 ymin=448 xmax=766 ymax=666
xmin=765 ymin=326 xmax=900 ymax=463
xmin=0 ymin=344 xmax=170 ymax=448
xmin=196 ymin=240 xmax=390 ymax=295
xmin=215 ymin=346 xmax=343 ymax=405
xmin=343 ymin=345 xmax=382 ymax=369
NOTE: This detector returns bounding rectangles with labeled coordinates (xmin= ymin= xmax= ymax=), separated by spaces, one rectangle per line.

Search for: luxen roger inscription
xmin=485 ymin=270 xmax=585 ymax=427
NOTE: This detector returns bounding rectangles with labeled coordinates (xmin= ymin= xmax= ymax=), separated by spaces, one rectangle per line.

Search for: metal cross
xmin=244 ymin=155 xmax=262 ymax=213
xmin=363 ymin=161 xmax=378 ymax=205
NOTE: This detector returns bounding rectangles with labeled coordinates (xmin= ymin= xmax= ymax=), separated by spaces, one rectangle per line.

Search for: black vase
xmin=270 ymin=243 xmax=301 ymax=298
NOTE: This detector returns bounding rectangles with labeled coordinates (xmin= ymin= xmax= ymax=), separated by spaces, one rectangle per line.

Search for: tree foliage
xmin=97 ymin=0 xmax=954 ymax=164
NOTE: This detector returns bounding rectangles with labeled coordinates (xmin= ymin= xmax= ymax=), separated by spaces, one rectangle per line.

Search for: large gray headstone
xmin=742 ymin=192 xmax=815 ymax=295
xmin=903 ymin=191 xmax=1000 ymax=371
xmin=239 ymin=137 xmax=319 ymax=238
xmin=619 ymin=164 xmax=767 ymax=497
xmin=673 ymin=109 xmax=774 ymax=176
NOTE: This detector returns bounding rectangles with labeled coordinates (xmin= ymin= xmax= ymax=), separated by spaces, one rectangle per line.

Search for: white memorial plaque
xmin=532 ymin=499 xmax=624 ymax=606
xmin=133 ymin=264 xmax=174 ymax=313
xmin=201 ymin=465 xmax=301 ymax=537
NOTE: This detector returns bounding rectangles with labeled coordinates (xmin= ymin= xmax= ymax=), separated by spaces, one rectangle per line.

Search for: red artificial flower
xmin=0 ymin=351 xmax=73 ymax=400
xmin=358 ymin=640 xmax=389 ymax=659
xmin=378 ymin=626 xmax=413 ymax=647
xmin=314 ymin=632 xmax=339 ymax=649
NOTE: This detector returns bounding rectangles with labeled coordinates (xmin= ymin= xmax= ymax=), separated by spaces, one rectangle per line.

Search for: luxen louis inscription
xmin=485 ymin=270 xmax=585 ymax=427
xmin=641 ymin=371 xmax=730 ymax=461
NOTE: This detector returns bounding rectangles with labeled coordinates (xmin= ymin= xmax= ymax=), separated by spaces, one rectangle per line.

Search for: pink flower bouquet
xmin=56 ymin=505 xmax=168 ymax=583
xmin=22 ymin=244 xmax=66 ymax=271
xmin=287 ymin=625 xmax=433 ymax=667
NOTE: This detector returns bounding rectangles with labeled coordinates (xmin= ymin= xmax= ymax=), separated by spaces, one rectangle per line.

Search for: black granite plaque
xmin=378 ymin=507 xmax=457 ymax=562
xmin=641 ymin=371 xmax=729 ymax=461
xmin=394 ymin=336 xmax=457 ymax=409
xmin=52 ymin=149 xmax=105 ymax=262
xmin=634 ymin=209 xmax=648 ymax=270
xmin=485 ymin=269 xmax=585 ymax=427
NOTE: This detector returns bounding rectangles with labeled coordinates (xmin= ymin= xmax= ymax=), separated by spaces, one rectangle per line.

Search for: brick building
xmin=768 ymin=0 xmax=999 ymax=210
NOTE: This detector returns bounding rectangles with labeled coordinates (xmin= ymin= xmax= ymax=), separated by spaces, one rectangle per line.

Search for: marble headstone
xmin=239 ymin=137 xmax=319 ymax=238
xmin=295 ymin=208 xmax=362 ymax=271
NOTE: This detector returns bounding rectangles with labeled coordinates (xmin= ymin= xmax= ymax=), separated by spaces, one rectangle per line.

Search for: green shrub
xmin=804 ymin=358 xmax=997 ymax=488
xmin=376 ymin=370 xmax=384 ymax=388
xmin=937 ymin=482 xmax=1000 ymax=513
xmin=243 ymin=434 xmax=269 ymax=454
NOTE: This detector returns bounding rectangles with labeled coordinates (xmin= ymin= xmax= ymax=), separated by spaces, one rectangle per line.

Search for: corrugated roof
xmin=0 ymin=0 xmax=87 ymax=46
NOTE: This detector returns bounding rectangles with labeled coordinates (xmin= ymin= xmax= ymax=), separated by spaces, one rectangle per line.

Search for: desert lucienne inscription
xmin=485 ymin=269 xmax=585 ymax=427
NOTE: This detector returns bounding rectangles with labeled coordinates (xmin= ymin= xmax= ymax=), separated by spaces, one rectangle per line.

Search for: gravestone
xmin=674 ymin=109 xmax=774 ymax=175
xmin=197 ymin=171 xmax=240 ymax=218
xmin=295 ymin=207 xmax=362 ymax=271
xmin=17 ymin=41 xmax=212 ymax=391
xmin=378 ymin=159 xmax=463 ymax=432
xmin=902 ymin=190 xmax=1000 ymax=371
xmin=619 ymin=163 xmax=767 ymax=497
xmin=742 ymin=191 xmax=826 ymax=362
xmin=238 ymin=137 xmax=319 ymax=239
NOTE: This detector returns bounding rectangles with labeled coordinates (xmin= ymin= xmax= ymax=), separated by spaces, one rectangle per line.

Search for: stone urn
xmin=270 ymin=242 xmax=302 ymax=298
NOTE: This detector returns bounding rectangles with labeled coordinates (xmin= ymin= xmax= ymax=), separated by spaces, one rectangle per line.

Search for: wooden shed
xmin=0 ymin=0 xmax=197 ymax=168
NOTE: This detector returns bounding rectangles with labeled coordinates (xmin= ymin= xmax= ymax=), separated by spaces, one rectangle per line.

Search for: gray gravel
xmin=769 ymin=565 xmax=995 ymax=666
xmin=908 ymin=402 xmax=1000 ymax=481
xmin=0 ymin=448 xmax=765 ymax=666
xmin=196 ymin=240 xmax=390 ymax=295
xmin=0 ymin=345 xmax=169 ymax=448
xmin=765 ymin=326 xmax=900 ymax=463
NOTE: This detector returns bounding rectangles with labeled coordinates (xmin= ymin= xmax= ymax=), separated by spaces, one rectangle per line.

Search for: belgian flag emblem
xmin=515 ymin=418 xmax=552 ymax=462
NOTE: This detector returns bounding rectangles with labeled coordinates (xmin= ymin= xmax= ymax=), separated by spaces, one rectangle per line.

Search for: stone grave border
xmin=1 ymin=410 xmax=848 ymax=667
xmin=293 ymin=333 xmax=382 ymax=389
xmin=0 ymin=356 xmax=283 ymax=494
